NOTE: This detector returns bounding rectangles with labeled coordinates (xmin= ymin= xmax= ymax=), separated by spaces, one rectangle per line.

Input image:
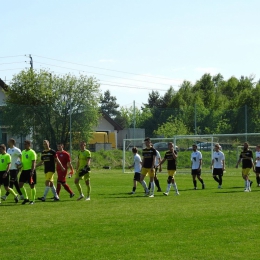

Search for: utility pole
xmin=29 ymin=54 xmax=33 ymax=69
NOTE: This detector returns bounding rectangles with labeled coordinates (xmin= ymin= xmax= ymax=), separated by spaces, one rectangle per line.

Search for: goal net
xmin=122 ymin=133 xmax=260 ymax=173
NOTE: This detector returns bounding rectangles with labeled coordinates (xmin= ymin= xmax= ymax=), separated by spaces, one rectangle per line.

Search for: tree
xmin=3 ymin=69 xmax=101 ymax=148
xmin=153 ymin=116 xmax=190 ymax=137
xmin=100 ymin=90 xmax=120 ymax=118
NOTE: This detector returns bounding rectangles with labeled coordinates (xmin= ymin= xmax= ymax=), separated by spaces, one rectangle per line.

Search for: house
xmin=0 ymin=78 xmax=31 ymax=149
xmin=90 ymin=112 xmax=123 ymax=151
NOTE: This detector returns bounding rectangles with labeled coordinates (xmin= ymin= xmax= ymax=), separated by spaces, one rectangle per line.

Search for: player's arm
xmin=222 ymin=159 xmax=225 ymax=171
xmin=198 ymin=159 xmax=202 ymax=171
xmin=211 ymin=158 xmax=214 ymax=169
xmin=151 ymin=155 xmax=155 ymax=171
xmin=158 ymin=158 xmax=166 ymax=167
xmin=55 ymin=157 xmax=65 ymax=171
xmin=158 ymin=157 xmax=162 ymax=172
xmin=3 ymin=162 xmax=11 ymax=178
xmin=236 ymin=158 xmax=241 ymax=168
xmin=67 ymin=161 xmax=74 ymax=177
xmin=31 ymin=160 xmax=36 ymax=176
xmin=36 ymin=160 xmax=44 ymax=167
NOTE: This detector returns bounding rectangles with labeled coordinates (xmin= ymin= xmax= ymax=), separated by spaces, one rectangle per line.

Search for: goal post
xmin=122 ymin=133 xmax=260 ymax=173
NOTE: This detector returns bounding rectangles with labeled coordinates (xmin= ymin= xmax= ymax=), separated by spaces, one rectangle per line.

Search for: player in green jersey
xmin=74 ymin=141 xmax=91 ymax=201
xmin=0 ymin=144 xmax=19 ymax=204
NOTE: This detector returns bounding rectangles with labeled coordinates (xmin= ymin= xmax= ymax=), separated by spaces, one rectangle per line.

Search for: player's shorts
xmin=242 ymin=168 xmax=251 ymax=176
xmin=133 ymin=172 xmax=141 ymax=181
xmin=255 ymin=167 xmax=260 ymax=174
xmin=0 ymin=171 xmax=9 ymax=186
xmin=75 ymin=170 xmax=90 ymax=181
xmin=19 ymin=169 xmax=37 ymax=185
xmin=168 ymin=170 xmax=176 ymax=177
xmin=191 ymin=169 xmax=201 ymax=175
xmin=141 ymin=167 xmax=155 ymax=177
xmin=57 ymin=170 xmax=67 ymax=183
xmin=9 ymin=169 xmax=19 ymax=182
xmin=45 ymin=172 xmax=54 ymax=182
xmin=213 ymin=168 xmax=223 ymax=176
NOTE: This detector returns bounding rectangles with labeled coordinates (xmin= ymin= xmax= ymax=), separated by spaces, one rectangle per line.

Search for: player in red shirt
xmin=56 ymin=143 xmax=75 ymax=198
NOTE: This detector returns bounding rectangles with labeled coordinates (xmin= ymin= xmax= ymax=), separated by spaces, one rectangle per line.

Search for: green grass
xmin=1 ymin=168 xmax=260 ymax=260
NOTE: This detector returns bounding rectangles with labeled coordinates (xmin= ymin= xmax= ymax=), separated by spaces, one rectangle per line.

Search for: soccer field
xmin=1 ymin=168 xmax=260 ymax=260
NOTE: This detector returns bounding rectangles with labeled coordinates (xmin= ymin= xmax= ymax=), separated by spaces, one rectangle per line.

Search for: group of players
xmin=0 ymin=139 xmax=91 ymax=205
xmin=129 ymin=138 xmax=259 ymax=196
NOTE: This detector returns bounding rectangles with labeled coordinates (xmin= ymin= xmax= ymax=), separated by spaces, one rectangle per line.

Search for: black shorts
xmin=213 ymin=168 xmax=223 ymax=176
xmin=0 ymin=171 xmax=9 ymax=186
xmin=9 ymin=169 xmax=19 ymax=182
xmin=255 ymin=167 xmax=260 ymax=174
xmin=19 ymin=169 xmax=37 ymax=185
xmin=133 ymin=172 xmax=141 ymax=181
xmin=191 ymin=169 xmax=201 ymax=175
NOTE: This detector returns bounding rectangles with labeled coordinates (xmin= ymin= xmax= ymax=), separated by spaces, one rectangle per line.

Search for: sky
xmin=1 ymin=0 xmax=260 ymax=108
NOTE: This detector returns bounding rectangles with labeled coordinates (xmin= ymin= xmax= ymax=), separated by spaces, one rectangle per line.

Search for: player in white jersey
xmin=1 ymin=138 xmax=23 ymax=201
xmin=254 ymin=145 xmax=260 ymax=187
xmin=210 ymin=143 xmax=225 ymax=188
xmin=191 ymin=144 xmax=205 ymax=190
xmin=129 ymin=147 xmax=142 ymax=194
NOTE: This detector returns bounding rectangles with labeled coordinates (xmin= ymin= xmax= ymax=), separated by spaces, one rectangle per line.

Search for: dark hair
xmin=9 ymin=138 xmax=16 ymax=145
xmin=57 ymin=143 xmax=64 ymax=146
xmin=24 ymin=140 xmax=31 ymax=145
xmin=132 ymin=147 xmax=138 ymax=153
xmin=0 ymin=144 xmax=6 ymax=150
xmin=144 ymin=137 xmax=150 ymax=142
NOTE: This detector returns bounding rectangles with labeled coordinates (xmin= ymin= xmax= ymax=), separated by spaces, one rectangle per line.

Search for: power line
xmin=0 ymin=61 xmax=26 ymax=65
xmin=29 ymin=54 xmax=177 ymax=81
xmin=33 ymin=61 xmax=178 ymax=87
xmin=0 ymin=55 xmax=25 ymax=59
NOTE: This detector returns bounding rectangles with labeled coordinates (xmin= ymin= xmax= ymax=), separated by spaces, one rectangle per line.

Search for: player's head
xmin=24 ymin=140 xmax=31 ymax=150
xmin=132 ymin=147 xmax=138 ymax=154
xmin=144 ymin=137 xmax=151 ymax=148
xmin=168 ymin=142 xmax=174 ymax=150
xmin=215 ymin=143 xmax=220 ymax=151
xmin=192 ymin=144 xmax=197 ymax=151
xmin=256 ymin=145 xmax=260 ymax=151
xmin=80 ymin=141 xmax=86 ymax=150
xmin=43 ymin=140 xmax=50 ymax=150
xmin=8 ymin=138 xmax=16 ymax=147
xmin=57 ymin=143 xmax=64 ymax=151
xmin=243 ymin=142 xmax=249 ymax=151
xmin=0 ymin=144 xmax=6 ymax=153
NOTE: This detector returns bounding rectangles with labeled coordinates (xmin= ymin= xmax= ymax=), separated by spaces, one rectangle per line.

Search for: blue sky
xmin=1 ymin=0 xmax=260 ymax=108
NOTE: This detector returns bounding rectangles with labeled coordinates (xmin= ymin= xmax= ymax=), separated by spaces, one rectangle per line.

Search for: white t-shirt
xmin=255 ymin=151 xmax=260 ymax=167
xmin=191 ymin=151 xmax=202 ymax=170
xmin=7 ymin=146 xmax=22 ymax=170
xmin=133 ymin=153 xmax=142 ymax=173
xmin=212 ymin=151 xmax=225 ymax=168
xmin=155 ymin=150 xmax=161 ymax=167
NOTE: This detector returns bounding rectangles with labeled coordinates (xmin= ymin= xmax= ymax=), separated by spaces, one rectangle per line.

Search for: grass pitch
xmin=1 ymin=168 xmax=260 ymax=260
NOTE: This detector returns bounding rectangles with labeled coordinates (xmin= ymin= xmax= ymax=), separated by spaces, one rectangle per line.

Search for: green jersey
xmin=22 ymin=149 xmax=37 ymax=170
xmin=0 ymin=153 xmax=11 ymax=171
xmin=78 ymin=149 xmax=91 ymax=170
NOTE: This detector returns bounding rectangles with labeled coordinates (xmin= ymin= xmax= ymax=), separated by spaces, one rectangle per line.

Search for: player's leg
xmin=154 ymin=168 xmax=162 ymax=192
xmin=75 ymin=175 xmax=84 ymax=200
xmin=85 ymin=177 xmax=91 ymax=201
xmin=148 ymin=168 xmax=155 ymax=197
xmin=192 ymin=170 xmax=197 ymax=189
xmin=164 ymin=175 xmax=172 ymax=196
xmin=140 ymin=168 xmax=149 ymax=195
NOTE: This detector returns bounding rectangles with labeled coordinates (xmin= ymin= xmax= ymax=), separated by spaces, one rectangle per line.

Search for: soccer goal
xmin=122 ymin=133 xmax=260 ymax=173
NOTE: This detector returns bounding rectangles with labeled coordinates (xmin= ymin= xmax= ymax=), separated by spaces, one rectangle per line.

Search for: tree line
xmin=2 ymin=69 xmax=260 ymax=149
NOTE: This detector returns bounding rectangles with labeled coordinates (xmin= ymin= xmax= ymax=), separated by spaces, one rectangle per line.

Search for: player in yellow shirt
xmin=19 ymin=140 xmax=37 ymax=205
xmin=74 ymin=141 xmax=91 ymax=201
xmin=0 ymin=144 xmax=19 ymax=203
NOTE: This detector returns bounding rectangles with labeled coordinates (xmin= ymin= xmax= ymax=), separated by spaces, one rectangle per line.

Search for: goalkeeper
xmin=74 ymin=141 xmax=91 ymax=201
